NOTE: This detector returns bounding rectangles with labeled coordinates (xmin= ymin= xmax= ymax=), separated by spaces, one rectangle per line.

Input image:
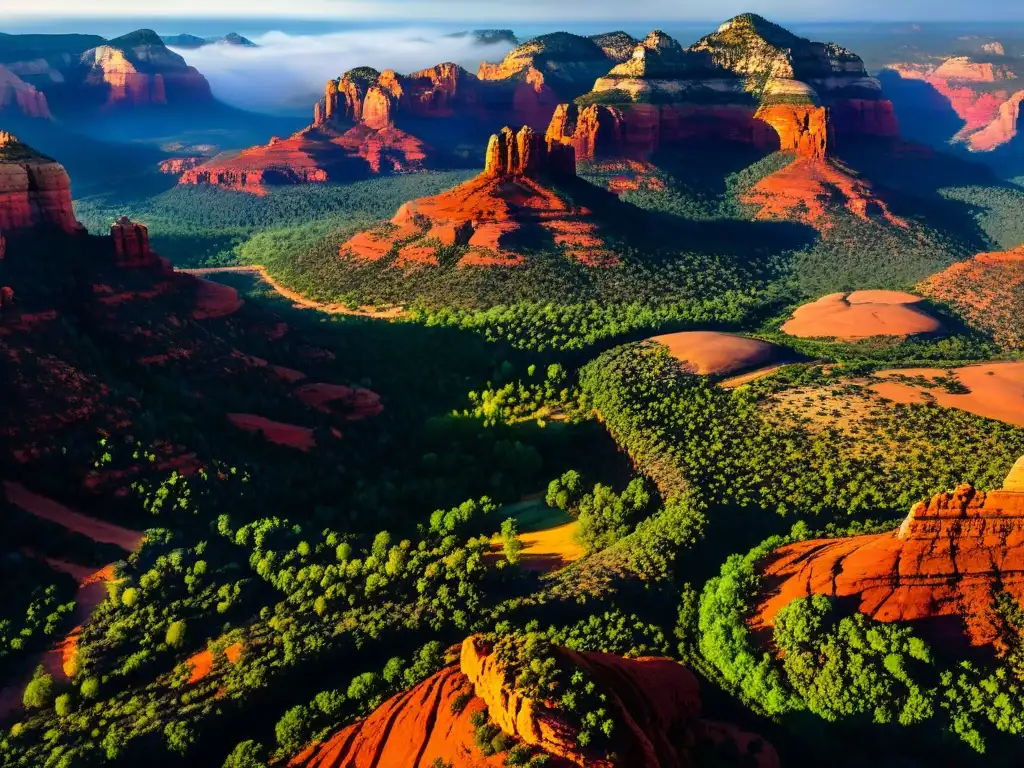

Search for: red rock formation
xmin=0 ymin=66 xmax=52 ymax=119
xmin=110 ymin=217 xmax=158 ymax=267
xmin=339 ymin=126 xmax=608 ymax=267
xmin=158 ymin=157 xmax=205 ymax=174
xmin=753 ymin=462 xmax=1024 ymax=649
xmin=888 ymin=58 xmax=1023 ymax=152
xmin=290 ymin=636 xmax=778 ymax=768
xmin=0 ymin=133 xmax=84 ymax=234
xmin=179 ymin=127 xmax=428 ymax=192
xmin=754 ymin=105 xmax=830 ymax=159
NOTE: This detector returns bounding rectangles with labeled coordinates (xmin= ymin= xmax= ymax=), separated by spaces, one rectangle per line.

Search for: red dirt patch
xmin=650 ymin=331 xmax=785 ymax=376
xmin=870 ymin=362 xmax=1024 ymax=426
xmin=187 ymin=641 xmax=244 ymax=684
xmin=193 ymin=278 xmax=244 ymax=320
xmin=293 ymin=383 xmax=383 ymax=419
xmin=227 ymin=413 xmax=317 ymax=451
xmin=782 ymin=291 xmax=943 ymax=340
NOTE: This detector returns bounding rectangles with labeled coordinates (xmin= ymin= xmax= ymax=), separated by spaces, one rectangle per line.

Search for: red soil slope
xmin=753 ymin=463 xmax=1024 ymax=649
xmin=339 ymin=125 xmax=618 ymax=267
xmin=293 ymin=383 xmax=383 ymax=419
xmin=226 ymin=413 xmax=317 ymax=451
xmin=918 ymin=245 xmax=1024 ymax=350
xmin=781 ymin=290 xmax=942 ymax=340
xmin=651 ymin=331 xmax=785 ymax=376
xmin=742 ymin=158 xmax=908 ymax=230
xmin=290 ymin=636 xmax=778 ymax=768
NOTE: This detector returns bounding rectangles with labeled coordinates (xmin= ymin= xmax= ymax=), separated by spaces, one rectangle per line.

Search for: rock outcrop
xmin=109 ymin=217 xmax=159 ymax=267
xmin=547 ymin=15 xmax=898 ymax=164
xmin=337 ymin=126 xmax=616 ymax=267
xmin=0 ymin=133 xmax=83 ymax=233
xmin=290 ymin=636 xmax=778 ymax=768
xmin=753 ymin=461 xmax=1024 ymax=649
xmin=78 ymin=30 xmax=212 ymax=108
xmin=0 ymin=66 xmax=52 ymax=119
xmin=886 ymin=56 xmax=1024 ymax=152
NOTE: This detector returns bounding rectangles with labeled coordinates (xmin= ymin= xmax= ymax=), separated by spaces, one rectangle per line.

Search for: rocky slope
xmin=0 ymin=132 xmax=83 ymax=233
xmin=0 ymin=65 xmax=51 ymax=118
xmin=919 ymin=245 xmax=1024 ymax=350
xmin=289 ymin=636 xmax=778 ymax=768
xmin=886 ymin=55 xmax=1024 ymax=152
xmin=547 ymin=15 xmax=898 ymax=163
xmin=753 ymin=461 xmax=1024 ymax=649
xmin=337 ymin=125 xmax=621 ymax=267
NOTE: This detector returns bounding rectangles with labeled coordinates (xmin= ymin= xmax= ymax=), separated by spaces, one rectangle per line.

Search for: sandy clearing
xmin=179 ymin=265 xmax=407 ymax=318
xmin=782 ymin=291 xmax=943 ymax=340
xmin=649 ymin=331 xmax=785 ymax=376
xmin=870 ymin=362 xmax=1024 ymax=426
xmin=3 ymin=482 xmax=143 ymax=551
xmin=227 ymin=413 xmax=317 ymax=451
xmin=489 ymin=497 xmax=584 ymax=573
xmin=720 ymin=363 xmax=794 ymax=389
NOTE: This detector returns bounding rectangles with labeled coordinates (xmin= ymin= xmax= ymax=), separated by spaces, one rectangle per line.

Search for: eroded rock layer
xmin=753 ymin=464 xmax=1024 ymax=649
xmin=0 ymin=133 xmax=83 ymax=233
xmin=0 ymin=66 xmax=51 ymax=118
xmin=290 ymin=636 xmax=778 ymax=768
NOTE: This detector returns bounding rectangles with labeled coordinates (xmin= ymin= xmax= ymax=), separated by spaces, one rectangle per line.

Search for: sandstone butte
xmin=78 ymin=29 xmax=212 ymax=108
xmin=289 ymin=635 xmax=779 ymax=768
xmin=886 ymin=56 xmax=1024 ymax=152
xmin=337 ymin=125 xmax=621 ymax=268
xmin=0 ymin=132 xmax=84 ymax=234
xmin=781 ymin=290 xmax=942 ymax=339
xmin=918 ymin=245 xmax=1024 ymax=350
xmin=0 ymin=65 xmax=52 ymax=119
xmin=753 ymin=459 xmax=1024 ymax=651
xmin=545 ymin=16 xmax=899 ymax=165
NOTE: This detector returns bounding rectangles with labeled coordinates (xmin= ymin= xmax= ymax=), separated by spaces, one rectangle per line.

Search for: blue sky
xmin=2 ymin=0 xmax=1022 ymax=22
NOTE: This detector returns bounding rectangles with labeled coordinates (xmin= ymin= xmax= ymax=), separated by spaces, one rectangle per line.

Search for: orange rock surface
xmin=0 ymin=133 xmax=85 ymax=234
xmin=651 ymin=331 xmax=786 ymax=376
xmin=192 ymin=278 xmax=243 ymax=320
xmin=339 ymin=126 xmax=617 ymax=267
xmin=753 ymin=464 xmax=1024 ymax=649
xmin=0 ymin=65 xmax=52 ymax=119
xmin=919 ymin=245 xmax=1024 ymax=349
xmin=781 ymin=290 xmax=942 ymax=339
xmin=754 ymin=104 xmax=830 ymax=159
xmin=742 ymin=158 xmax=908 ymax=230
xmin=290 ymin=636 xmax=778 ymax=768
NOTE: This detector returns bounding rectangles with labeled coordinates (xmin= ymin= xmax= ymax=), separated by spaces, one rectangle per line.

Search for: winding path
xmin=179 ymin=265 xmax=408 ymax=319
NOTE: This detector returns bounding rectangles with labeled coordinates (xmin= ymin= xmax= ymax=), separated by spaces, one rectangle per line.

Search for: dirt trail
xmin=179 ymin=265 xmax=408 ymax=319
xmin=4 ymin=481 xmax=143 ymax=551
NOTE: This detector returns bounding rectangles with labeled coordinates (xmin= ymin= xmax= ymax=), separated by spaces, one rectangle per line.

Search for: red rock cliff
xmin=0 ymin=65 xmax=52 ymax=119
xmin=753 ymin=460 xmax=1024 ymax=649
xmin=110 ymin=216 xmax=159 ymax=267
xmin=289 ymin=636 xmax=779 ymax=768
xmin=754 ymin=104 xmax=831 ymax=159
xmin=0 ymin=132 xmax=83 ymax=233
xmin=484 ymin=124 xmax=576 ymax=177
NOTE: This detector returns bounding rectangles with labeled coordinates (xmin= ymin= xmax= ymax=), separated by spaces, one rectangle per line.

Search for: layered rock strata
xmin=110 ymin=216 xmax=159 ymax=267
xmin=0 ymin=133 xmax=83 ymax=233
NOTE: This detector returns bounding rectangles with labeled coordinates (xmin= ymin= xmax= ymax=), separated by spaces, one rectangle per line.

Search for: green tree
xmin=223 ymin=740 xmax=267 ymax=768
xmin=22 ymin=666 xmax=53 ymax=709
xmin=166 ymin=620 xmax=187 ymax=648
xmin=501 ymin=518 xmax=525 ymax=565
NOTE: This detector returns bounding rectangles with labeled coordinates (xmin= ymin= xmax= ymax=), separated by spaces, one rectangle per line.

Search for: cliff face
xmin=109 ymin=216 xmax=159 ymax=267
xmin=0 ymin=133 xmax=83 ymax=234
xmin=887 ymin=56 xmax=1024 ymax=152
xmin=0 ymin=66 xmax=52 ymax=119
xmin=484 ymin=124 xmax=576 ymax=177
xmin=755 ymin=104 xmax=830 ymax=159
xmin=753 ymin=461 xmax=1024 ymax=649
xmin=78 ymin=30 xmax=212 ymax=108
xmin=290 ymin=636 xmax=778 ymax=768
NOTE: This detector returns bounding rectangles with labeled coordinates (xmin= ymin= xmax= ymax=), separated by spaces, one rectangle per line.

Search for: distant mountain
xmin=445 ymin=29 xmax=518 ymax=46
xmin=162 ymin=32 xmax=258 ymax=49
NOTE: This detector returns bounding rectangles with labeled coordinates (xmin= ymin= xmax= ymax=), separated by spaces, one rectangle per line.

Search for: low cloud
xmin=171 ymin=28 xmax=516 ymax=115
